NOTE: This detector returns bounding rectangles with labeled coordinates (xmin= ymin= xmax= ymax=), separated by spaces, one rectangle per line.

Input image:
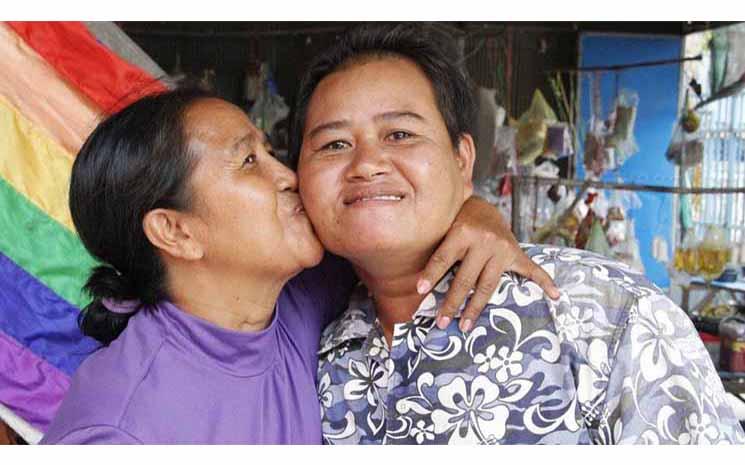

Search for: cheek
xmin=402 ymin=155 xmax=463 ymax=215
xmin=401 ymin=156 xmax=441 ymax=197
xmin=221 ymin=182 xmax=278 ymax=231
xmin=299 ymin=165 xmax=337 ymax=215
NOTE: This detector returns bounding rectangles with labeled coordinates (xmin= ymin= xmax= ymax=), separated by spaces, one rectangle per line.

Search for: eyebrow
xmin=305 ymin=111 xmax=426 ymax=141
xmin=374 ymin=111 xmax=425 ymax=124
xmin=231 ymin=132 xmax=263 ymax=154
xmin=305 ymin=120 xmax=350 ymax=141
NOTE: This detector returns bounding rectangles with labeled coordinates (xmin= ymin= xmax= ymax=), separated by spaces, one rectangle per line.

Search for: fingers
xmin=435 ymin=248 xmax=487 ymax=329
xmin=511 ymin=254 xmax=561 ymax=300
xmin=427 ymin=247 xmax=559 ymax=333
xmin=458 ymin=257 xmax=501 ymax=332
xmin=418 ymin=233 xmax=466 ymax=296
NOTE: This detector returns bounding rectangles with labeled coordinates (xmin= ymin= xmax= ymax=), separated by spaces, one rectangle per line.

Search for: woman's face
xmin=182 ymin=98 xmax=324 ymax=279
xmin=296 ymin=57 xmax=473 ymax=264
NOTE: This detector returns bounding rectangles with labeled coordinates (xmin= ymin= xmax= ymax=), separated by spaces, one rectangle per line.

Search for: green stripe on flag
xmin=0 ymin=176 xmax=96 ymax=308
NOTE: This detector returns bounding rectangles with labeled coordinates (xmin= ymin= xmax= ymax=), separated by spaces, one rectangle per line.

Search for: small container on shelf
xmin=717 ymin=267 xmax=739 ymax=283
xmin=698 ymin=331 xmax=721 ymax=368
xmin=719 ymin=309 xmax=745 ymax=373
xmin=698 ymin=225 xmax=730 ymax=282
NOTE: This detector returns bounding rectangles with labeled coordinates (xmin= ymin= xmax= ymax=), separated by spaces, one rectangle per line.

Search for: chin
xmin=297 ymin=240 xmax=325 ymax=269
xmin=333 ymin=234 xmax=406 ymax=261
xmin=358 ymin=225 xmax=405 ymax=244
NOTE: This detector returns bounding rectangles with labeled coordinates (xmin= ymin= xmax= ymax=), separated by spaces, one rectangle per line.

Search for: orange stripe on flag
xmin=0 ymin=23 xmax=101 ymax=155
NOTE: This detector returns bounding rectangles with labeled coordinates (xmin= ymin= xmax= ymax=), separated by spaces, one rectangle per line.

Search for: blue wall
xmin=578 ymin=34 xmax=682 ymax=289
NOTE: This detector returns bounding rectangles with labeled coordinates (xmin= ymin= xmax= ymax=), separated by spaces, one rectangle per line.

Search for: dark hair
xmin=70 ymin=87 xmax=213 ymax=344
xmin=289 ymin=23 xmax=476 ymax=168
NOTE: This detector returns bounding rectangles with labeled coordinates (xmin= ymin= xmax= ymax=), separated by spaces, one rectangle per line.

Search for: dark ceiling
xmin=118 ymin=21 xmax=737 ymax=39
xmin=117 ymin=20 xmax=738 ymax=123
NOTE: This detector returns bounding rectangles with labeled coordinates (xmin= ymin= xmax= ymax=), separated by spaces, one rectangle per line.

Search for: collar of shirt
xmin=154 ymin=299 xmax=282 ymax=377
xmin=318 ymin=270 xmax=470 ymax=355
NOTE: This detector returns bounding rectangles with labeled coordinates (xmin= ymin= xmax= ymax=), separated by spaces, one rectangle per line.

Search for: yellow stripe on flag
xmin=0 ymin=95 xmax=75 ymax=232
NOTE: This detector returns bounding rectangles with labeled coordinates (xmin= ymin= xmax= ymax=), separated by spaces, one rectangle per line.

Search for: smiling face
xmin=182 ymin=98 xmax=324 ymax=278
xmin=297 ymin=56 xmax=475 ymax=266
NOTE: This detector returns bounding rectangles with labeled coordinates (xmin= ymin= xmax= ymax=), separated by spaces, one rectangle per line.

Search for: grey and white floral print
xmin=317 ymin=245 xmax=745 ymax=445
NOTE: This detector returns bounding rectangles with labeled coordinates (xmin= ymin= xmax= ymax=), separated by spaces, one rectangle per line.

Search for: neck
xmin=166 ymin=262 xmax=288 ymax=333
xmin=353 ymin=245 xmax=436 ymax=345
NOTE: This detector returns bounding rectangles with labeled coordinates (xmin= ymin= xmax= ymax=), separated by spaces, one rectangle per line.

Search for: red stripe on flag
xmin=6 ymin=22 xmax=167 ymax=114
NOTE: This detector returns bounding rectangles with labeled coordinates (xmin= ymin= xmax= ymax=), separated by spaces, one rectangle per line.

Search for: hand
xmin=418 ymin=196 xmax=560 ymax=332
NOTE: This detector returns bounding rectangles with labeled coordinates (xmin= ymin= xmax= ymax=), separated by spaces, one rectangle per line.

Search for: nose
xmin=270 ymin=156 xmax=298 ymax=192
xmin=345 ymin=138 xmax=391 ymax=182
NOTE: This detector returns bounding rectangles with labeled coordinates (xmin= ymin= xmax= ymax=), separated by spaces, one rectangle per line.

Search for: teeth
xmin=357 ymin=195 xmax=402 ymax=202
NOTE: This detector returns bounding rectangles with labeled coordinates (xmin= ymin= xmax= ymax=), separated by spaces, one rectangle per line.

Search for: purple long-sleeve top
xmin=40 ymin=255 xmax=355 ymax=444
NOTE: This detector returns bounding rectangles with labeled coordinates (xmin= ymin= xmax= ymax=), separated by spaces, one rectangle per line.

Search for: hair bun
xmin=84 ymin=264 xmax=134 ymax=302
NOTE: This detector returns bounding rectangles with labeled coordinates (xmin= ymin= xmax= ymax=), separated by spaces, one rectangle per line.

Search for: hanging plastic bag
xmin=575 ymin=193 xmax=598 ymax=250
xmin=251 ymin=90 xmax=289 ymax=135
xmin=652 ymin=235 xmax=670 ymax=264
xmin=473 ymin=87 xmax=505 ymax=181
xmin=517 ymin=120 xmax=547 ymax=164
xmin=724 ymin=24 xmax=745 ymax=89
xmin=606 ymin=89 xmax=639 ymax=163
xmin=249 ymin=63 xmax=289 ymax=135
xmin=489 ymin=126 xmax=517 ymax=178
xmin=543 ymin=123 xmax=574 ymax=159
xmin=586 ymin=218 xmax=612 ymax=256
xmin=710 ymin=31 xmax=729 ymax=95
xmin=611 ymin=219 xmax=645 ymax=273
xmin=665 ymin=122 xmax=704 ymax=167
xmin=531 ymin=186 xmax=579 ymax=247
xmin=516 ymin=90 xmax=557 ymax=165
xmin=606 ymin=214 xmax=627 ymax=247
xmin=533 ymin=160 xmax=560 ymax=229
xmin=583 ymin=128 xmax=612 ymax=178
xmin=680 ymin=90 xmax=701 ymax=133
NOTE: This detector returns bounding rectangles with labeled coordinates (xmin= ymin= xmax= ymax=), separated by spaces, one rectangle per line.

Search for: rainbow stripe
xmin=0 ymin=22 xmax=168 ymax=443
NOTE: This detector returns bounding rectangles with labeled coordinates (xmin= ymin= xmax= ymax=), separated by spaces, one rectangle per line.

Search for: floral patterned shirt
xmin=317 ymin=245 xmax=745 ymax=445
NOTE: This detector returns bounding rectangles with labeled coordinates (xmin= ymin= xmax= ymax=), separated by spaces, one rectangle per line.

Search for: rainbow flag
xmin=0 ymin=21 xmax=169 ymax=443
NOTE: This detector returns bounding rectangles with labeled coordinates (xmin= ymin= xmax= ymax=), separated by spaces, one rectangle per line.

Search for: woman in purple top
xmin=41 ymin=88 xmax=557 ymax=444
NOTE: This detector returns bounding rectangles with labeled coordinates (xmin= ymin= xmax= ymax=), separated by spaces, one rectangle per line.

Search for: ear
xmin=454 ymin=133 xmax=476 ymax=199
xmin=142 ymin=209 xmax=205 ymax=261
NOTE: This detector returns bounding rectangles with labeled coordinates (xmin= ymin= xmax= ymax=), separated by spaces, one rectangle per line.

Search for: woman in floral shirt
xmin=293 ymin=23 xmax=745 ymax=445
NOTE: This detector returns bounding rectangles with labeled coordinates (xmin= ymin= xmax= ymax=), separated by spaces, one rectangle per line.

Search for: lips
xmin=343 ymin=189 xmax=406 ymax=205
xmin=281 ymin=192 xmax=306 ymax=216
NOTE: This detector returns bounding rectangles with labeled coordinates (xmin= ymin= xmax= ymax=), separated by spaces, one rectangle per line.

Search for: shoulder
xmin=522 ymin=244 xmax=660 ymax=297
xmin=522 ymin=244 xmax=662 ymax=325
xmin=519 ymin=245 xmax=700 ymax=371
xmin=43 ymin=310 xmax=167 ymax=441
xmin=490 ymin=245 xmax=671 ymax=356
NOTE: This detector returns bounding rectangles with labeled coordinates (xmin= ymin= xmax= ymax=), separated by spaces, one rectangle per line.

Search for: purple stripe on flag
xmin=0 ymin=251 xmax=100 ymax=376
xmin=0 ymin=330 xmax=70 ymax=432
